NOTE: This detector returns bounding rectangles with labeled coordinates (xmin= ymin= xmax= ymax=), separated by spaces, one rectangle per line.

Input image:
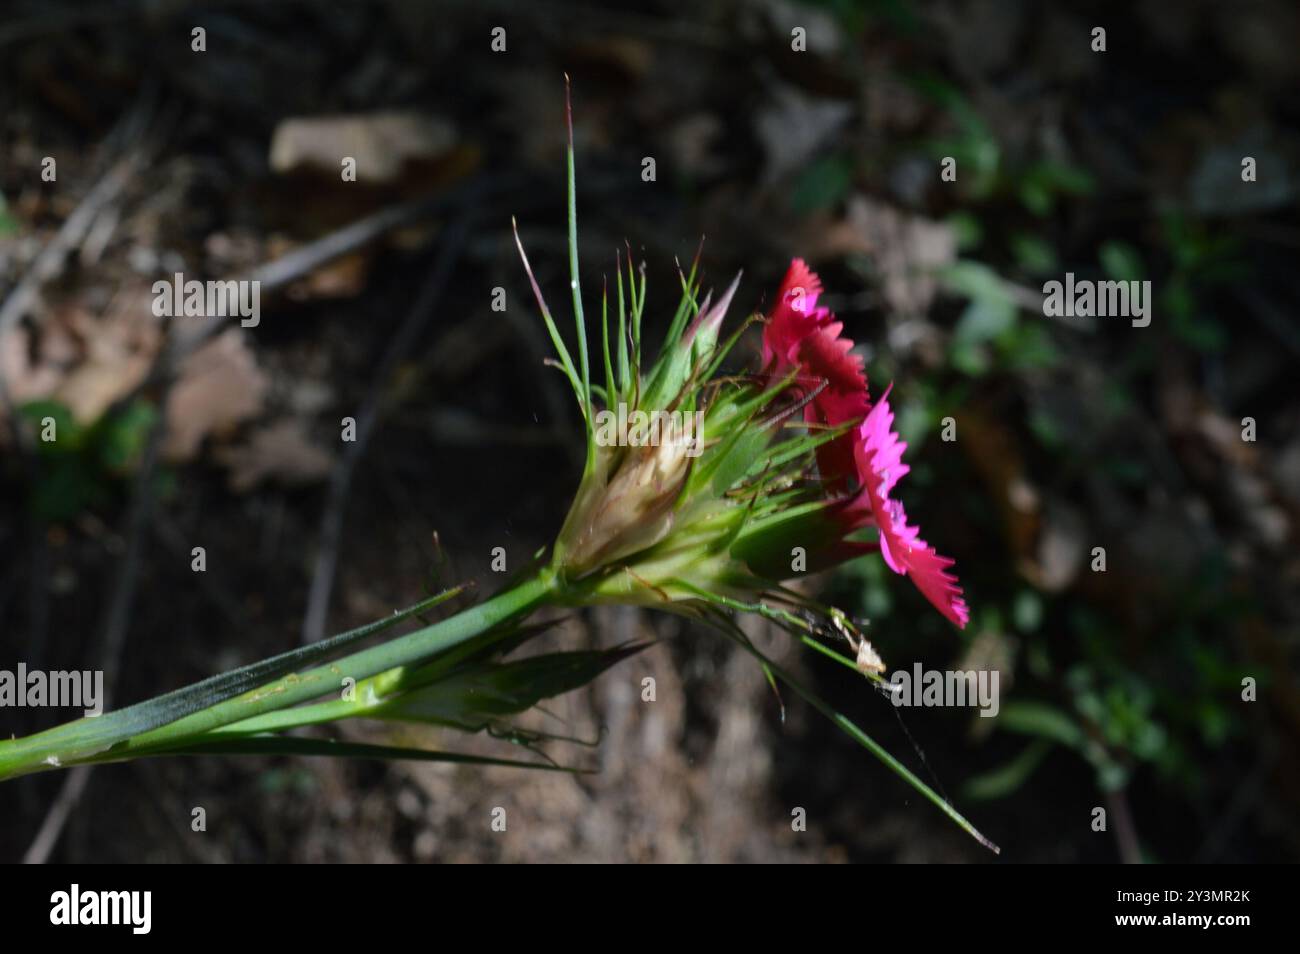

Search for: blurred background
xmin=1 ymin=0 xmax=1297 ymax=862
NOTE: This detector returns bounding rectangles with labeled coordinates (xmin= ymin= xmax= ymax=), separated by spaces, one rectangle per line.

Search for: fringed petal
xmin=855 ymin=393 xmax=970 ymax=628
xmin=762 ymin=258 xmax=831 ymax=368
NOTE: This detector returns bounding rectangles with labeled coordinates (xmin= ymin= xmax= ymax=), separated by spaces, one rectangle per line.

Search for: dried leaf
xmin=216 ymin=418 xmax=333 ymax=492
xmin=163 ymin=329 xmax=268 ymax=461
xmin=270 ymin=112 xmax=457 ymax=183
xmin=843 ymin=196 xmax=956 ymax=317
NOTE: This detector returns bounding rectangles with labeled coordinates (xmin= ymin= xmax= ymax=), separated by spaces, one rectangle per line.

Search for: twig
xmin=22 ymin=765 xmax=92 ymax=864
xmin=123 ymin=177 xmax=514 ymax=410
xmin=1104 ymin=787 xmax=1143 ymax=864
xmin=23 ymin=416 xmax=165 ymax=864
xmin=0 ymin=153 xmax=142 ymax=344
xmin=300 ymin=204 xmax=479 ymax=644
xmin=98 ymin=419 xmax=164 ymax=692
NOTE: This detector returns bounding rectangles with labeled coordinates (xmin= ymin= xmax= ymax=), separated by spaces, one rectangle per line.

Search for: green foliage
xmin=939 ymin=261 xmax=1059 ymax=376
xmin=912 ymin=77 xmax=1001 ymax=200
xmin=790 ymin=153 xmax=854 ymax=213
xmin=0 ymin=192 xmax=18 ymax=236
xmin=1099 ymin=240 xmax=1144 ymax=283
xmin=963 ymin=739 xmax=1050 ymax=800
xmin=18 ymin=398 xmax=159 ymax=522
xmin=1009 ymin=232 xmax=1058 ymax=276
xmin=373 ymin=644 xmax=645 ymax=732
xmin=1158 ymin=210 xmax=1248 ymax=353
xmin=1016 ymin=160 xmax=1094 ymax=217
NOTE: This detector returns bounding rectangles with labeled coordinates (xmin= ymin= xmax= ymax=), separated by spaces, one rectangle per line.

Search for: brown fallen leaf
xmin=215 ymin=417 xmax=333 ymax=492
xmin=269 ymin=112 xmax=457 ymax=184
xmin=845 ymin=196 xmax=956 ymax=317
xmin=1022 ymin=499 xmax=1087 ymax=593
xmin=55 ymin=292 xmax=160 ymax=422
xmin=0 ymin=323 xmax=67 ymax=405
xmin=810 ymin=195 xmax=957 ymax=317
xmin=0 ymin=290 xmax=162 ymax=435
xmin=163 ymin=328 xmax=268 ymax=462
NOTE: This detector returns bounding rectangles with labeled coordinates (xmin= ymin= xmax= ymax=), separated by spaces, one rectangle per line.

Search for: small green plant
xmin=18 ymin=397 xmax=158 ymax=521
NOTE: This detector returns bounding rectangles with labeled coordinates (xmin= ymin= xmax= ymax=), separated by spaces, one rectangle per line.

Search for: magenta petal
xmin=795 ymin=325 xmax=871 ymax=489
xmin=762 ymin=259 xmax=831 ymax=368
xmin=779 ymin=257 xmax=823 ymax=315
xmin=856 ymin=394 xmax=970 ymax=629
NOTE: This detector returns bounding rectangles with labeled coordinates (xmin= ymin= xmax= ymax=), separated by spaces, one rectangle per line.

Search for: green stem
xmin=0 ymin=572 xmax=556 ymax=780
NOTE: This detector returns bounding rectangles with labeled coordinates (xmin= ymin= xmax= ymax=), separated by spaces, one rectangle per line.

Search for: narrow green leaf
xmin=601 ymin=280 xmax=615 ymax=404
xmin=707 ymin=607 xmax=1000 ymax=854
xmin=374 ymin=644 xmax=646 ymax=730
xmin=564 ymin=76 xmax=593 ymax=455
xmin=615 ymin=248 xmax=630 ymax=394
xmin=139 ymin=736 xmax=584 ymax=772
xmin=513 ymin=217 xmax=585 ymax=414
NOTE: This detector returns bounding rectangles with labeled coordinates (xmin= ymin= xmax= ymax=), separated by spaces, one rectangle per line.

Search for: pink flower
xmin=761 ymin=259 xmax=969 ymax=628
